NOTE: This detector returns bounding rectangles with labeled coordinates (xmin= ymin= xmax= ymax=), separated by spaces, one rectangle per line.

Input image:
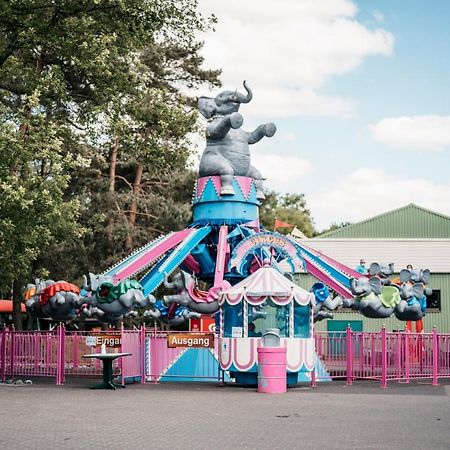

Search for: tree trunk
xmin=124 ymin=163 xmax=144 ymax=252
xmin=12 ymin=279 xmax=23 ymax=330
xmin=106 ymin=140 xmax=119 ymax=243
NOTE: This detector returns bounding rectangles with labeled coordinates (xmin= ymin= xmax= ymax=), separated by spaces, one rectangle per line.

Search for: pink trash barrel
xmin=257 ymin=346 xmax=287 ymax=394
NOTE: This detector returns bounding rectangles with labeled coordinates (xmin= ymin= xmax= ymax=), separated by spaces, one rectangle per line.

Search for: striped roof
xmin=219 ymin=265 xmax=313 ymax=306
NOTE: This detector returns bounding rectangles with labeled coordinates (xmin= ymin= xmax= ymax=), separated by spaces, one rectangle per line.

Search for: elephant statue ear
xmin=89 ymin=273 xmax=99 ymax=291
xmin=387 ymin=263 xmax=395 ymax=275
xmin=369 ymin=263 xmax=380 ymax=276
xmin=399 ymin=269 xmax=411 ymax=283
xmin=198 ymin=96 xmax=214 ymax=118
xmin=180 ymin=270 xmax=192 ymax=289
xmin=82 ymin=274 xmax=90 ymax=291
xmin=421 ymin=269 xmax=431 ymax=284
xmin=369 ymin=277 xmax=383 ymax=295
xmin=412 ymin=283 xmax=425 ymax=299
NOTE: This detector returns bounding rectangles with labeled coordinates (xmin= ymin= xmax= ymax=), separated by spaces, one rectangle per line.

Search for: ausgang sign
xmin=167 ymin=334 xmax=214 ymax=348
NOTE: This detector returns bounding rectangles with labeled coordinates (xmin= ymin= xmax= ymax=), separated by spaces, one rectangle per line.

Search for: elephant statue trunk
xmin=229 ymin=80 xmax=253 ymax=104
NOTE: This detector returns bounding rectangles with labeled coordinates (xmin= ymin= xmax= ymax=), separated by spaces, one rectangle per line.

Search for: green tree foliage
xmin=0 ymin=0 xmax=219 ymax=327
xmin=259 ymin=191 xmax=316 ymax=237
xmin=316 ymin=221 xmax=352 ymax=236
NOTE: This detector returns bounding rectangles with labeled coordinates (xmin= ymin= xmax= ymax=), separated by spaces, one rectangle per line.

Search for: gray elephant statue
xmin=349 ymin=277 xmax=400 ymax=318
xmin=394 ymin=283 xmax=427 ymax=321
xmin=144 ymin=295 xmax=200 ymax=326
xmin=369 ymin=262 xmax=394 ymax=284
xmin=25 ymin=279 xmax=80 ymax=321
xmin=162 ymin=271 xmax=229 ymax=315
xmin=80 ymin=273 xmax=149 ymax=324
xmin=310 ymin=283 xmax=344 ymax=322
xmin=393 ymin=268 xmax=431 ymax=321
xmin=198 ymin=81 xmax=276 ymax=199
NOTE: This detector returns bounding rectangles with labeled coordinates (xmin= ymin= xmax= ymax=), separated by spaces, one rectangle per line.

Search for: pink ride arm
xmin=113 ymin=229 xmax=194 ymax=282
xmin=214 ymin=225 xmax=229 ymax=286
xmin=299 ymin=242 xmax=364 ymax=279
xmin=304 ymin=260 xmax=353 ymax=299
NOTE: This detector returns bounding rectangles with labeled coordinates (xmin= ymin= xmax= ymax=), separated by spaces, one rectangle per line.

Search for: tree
xmin=0 ymin=0 xmax=218 ymax=327
xmin=316 ymin=221 xmax=352 ymax=236
xmin=259 ymin=192 xmax=316 ymax=237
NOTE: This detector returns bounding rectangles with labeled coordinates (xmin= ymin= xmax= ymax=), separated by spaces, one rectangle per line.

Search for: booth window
xmin=293 ymin=304 xmax=310 ymax=338
xmin=250 ymin=298 xmax=289 ymax=337
xmin=222 ymin=303 xmax=243 ymax=337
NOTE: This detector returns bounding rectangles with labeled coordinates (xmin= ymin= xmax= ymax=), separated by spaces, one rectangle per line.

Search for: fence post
xmin=0 ymin=328 xmax=6 ymax=381
xmin=432 ymin=327 xmax=439 ymax=386
xmin=10 ymin=329 xmax=16 ymax=380
xmin=140 ymin=325 xmax=146 ymax=384
xmin=346 ymin=326 xmax=353 ymax=386
xmin=404 ymin=328 xmax=410 ymax=384
xmin=120 ymin=323 xmax=125 ymax=386
xmin=56 ymin=324 xmax=65 ymax=385
xmin=381 ymin=326 xmax=387 ymax=389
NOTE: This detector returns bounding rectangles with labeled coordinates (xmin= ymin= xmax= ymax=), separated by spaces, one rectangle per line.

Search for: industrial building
xmin=294 ymin=204 xmax=450 ymax=332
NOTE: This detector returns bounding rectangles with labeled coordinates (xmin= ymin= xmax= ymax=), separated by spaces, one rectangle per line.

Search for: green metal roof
xmin=317 ymin=204 xmax=450 ymax=239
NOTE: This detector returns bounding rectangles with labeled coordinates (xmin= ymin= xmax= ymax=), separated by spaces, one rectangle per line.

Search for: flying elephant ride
xmin=79 ymin=273 xmax=150 ymax=324
xmin=348 ymin=262 xmax=432 ymax=323
xmin=26 ymin=81 xmax=433 ymax=383
xmin=25 ymin=279 xmax=81 ymax=322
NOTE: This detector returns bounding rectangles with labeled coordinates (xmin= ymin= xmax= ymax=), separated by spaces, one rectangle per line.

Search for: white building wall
xmin=297 ymin=239 xmax=450 ymax=273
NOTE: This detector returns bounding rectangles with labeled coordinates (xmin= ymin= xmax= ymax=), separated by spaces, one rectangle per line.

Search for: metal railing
xmin=1 ymin=326 xmax=448 ymax=387
xmin=315 ymin=328 xmax=450 ymax=388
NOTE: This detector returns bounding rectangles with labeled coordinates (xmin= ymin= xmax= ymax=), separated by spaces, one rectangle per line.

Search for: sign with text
xmin=229 ymin=231 xmax=304 ymax=274
xmin=167 ymin=333 xmax=214 ymax=348
xmin=86 ymin=334 xmax=121 ymax=348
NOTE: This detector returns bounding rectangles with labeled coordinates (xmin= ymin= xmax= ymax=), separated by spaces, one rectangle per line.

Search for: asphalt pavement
xmin=0 ymin=378 xmax=449 ymax=450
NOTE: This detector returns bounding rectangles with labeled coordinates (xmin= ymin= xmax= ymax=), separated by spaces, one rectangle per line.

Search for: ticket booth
xmin=218 ymin=263 xmax=315 ymax=385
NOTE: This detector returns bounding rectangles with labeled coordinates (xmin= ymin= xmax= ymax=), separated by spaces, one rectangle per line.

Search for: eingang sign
xmin=167 ymin=333 xmax=214 ymax=348
xmin=85 ymin=334 xmax=121 ymax=348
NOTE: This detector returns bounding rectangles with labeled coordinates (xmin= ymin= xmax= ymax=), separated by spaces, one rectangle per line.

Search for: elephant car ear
xmin=369 ymin=277 xmax=383 ymax=295
xmin=399 ymin=269 xmax=411 ymax=283
xmin=412 ymin=283 xmax=425 ymax=299
xmin=369 ymin=263 xmax=380 ymax=276
xmin=421 ymin=269 xmax=431 ymax=284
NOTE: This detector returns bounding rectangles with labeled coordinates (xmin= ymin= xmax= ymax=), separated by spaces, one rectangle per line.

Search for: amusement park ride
xmin=24 ymin=81 xmax=432 ymax=384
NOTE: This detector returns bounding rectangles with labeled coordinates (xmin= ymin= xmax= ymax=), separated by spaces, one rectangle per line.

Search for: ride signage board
xmin=229 ymin=231 xmax=304 ymax=274
xmin=167 ymin=333 xmax=214 ymax=348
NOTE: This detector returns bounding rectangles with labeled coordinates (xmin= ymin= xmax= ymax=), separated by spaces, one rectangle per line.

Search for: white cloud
xmin=197 ymin=0 xmax=394 ymax=118
xmin=369 ymin=115 xmax=450 ymax=151
xmin=257 ymin=154 xmax=313 ymax=193
xmin=279 ymin=132 xmax=297 ymax=142
xmin=308 ymin=168 xmax=450 ymax=230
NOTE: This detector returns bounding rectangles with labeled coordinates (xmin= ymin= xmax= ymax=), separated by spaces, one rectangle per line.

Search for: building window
xmin=426 ymin=290 xmax=441 ymax=311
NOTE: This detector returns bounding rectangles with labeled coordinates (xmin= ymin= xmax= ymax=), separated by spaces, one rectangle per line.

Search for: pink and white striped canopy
xmin=219 ymin=265 xmax=314 ymax=306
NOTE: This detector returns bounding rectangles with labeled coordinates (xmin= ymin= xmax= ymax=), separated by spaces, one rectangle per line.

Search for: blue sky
xmin=196 ymin=0 xmax=450 ymax=230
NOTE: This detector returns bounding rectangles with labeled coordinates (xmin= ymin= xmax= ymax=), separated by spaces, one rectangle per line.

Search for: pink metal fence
xmin=315 ymin=328 xmax=450 ymax=388
xmin=2 ymin=326 xmax=449 ymax=387
xmin=0 ymin=325 xmax=147 ymax=385
xmin=146 ymin=330 xmax=222 ymax=382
